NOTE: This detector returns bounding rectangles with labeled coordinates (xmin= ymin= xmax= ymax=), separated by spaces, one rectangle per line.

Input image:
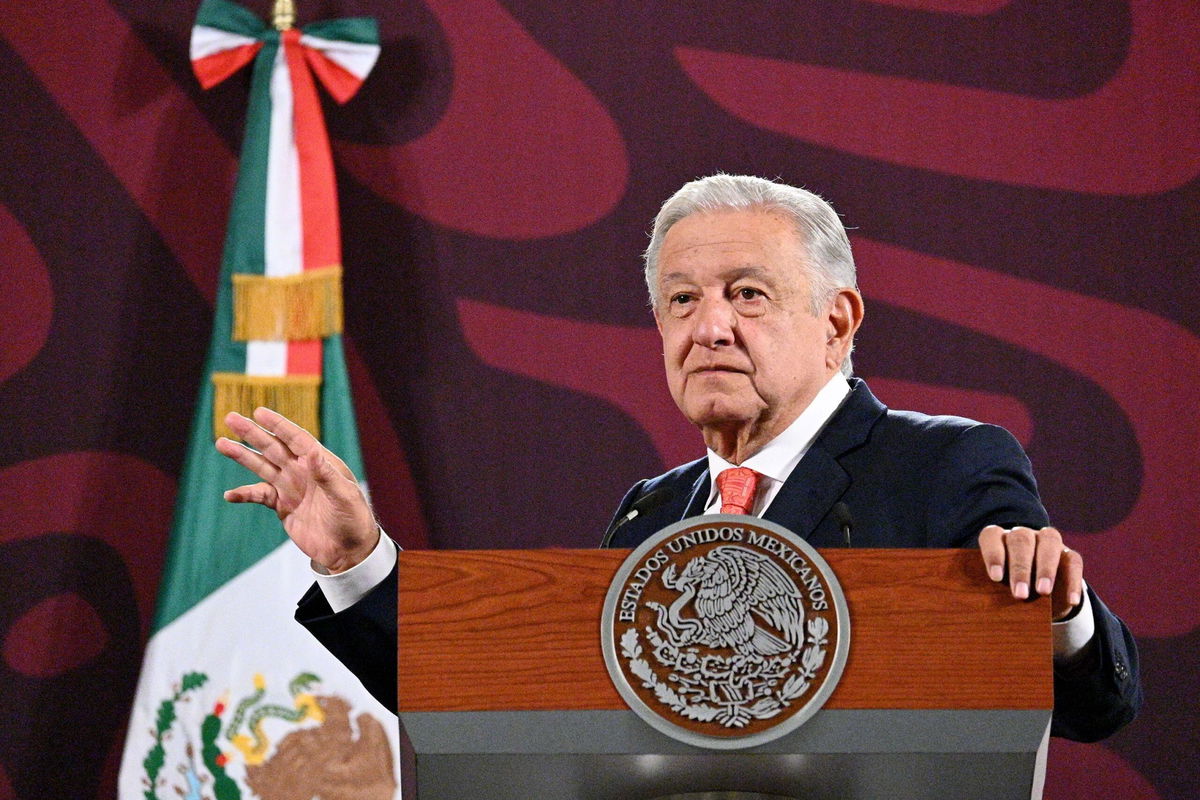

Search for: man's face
xmin=654 ymin=208 xmax=843 ymax=451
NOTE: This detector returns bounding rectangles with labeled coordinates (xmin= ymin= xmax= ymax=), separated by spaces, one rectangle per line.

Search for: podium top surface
xmin=398 ymin=548 xmax=1052 ymax=714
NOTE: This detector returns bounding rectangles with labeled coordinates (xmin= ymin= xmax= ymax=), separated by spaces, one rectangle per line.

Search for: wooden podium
xmin=398 ymin=548 xmax=1052 ymax=800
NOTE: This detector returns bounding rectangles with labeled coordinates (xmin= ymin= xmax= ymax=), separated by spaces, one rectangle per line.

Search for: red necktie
xmin=716 ymin=467 xmax=760 ymax=515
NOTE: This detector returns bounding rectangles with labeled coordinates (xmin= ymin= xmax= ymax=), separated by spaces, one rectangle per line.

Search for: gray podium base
xmin=400 ymin=709 xmax=1051 ymax=800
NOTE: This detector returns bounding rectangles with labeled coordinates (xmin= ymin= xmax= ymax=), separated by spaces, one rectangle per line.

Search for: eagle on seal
xmin=648 ymin=545 xmax=805 ymax=656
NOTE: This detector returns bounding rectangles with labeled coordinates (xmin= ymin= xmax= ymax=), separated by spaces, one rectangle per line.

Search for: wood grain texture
xmin=398 ymin=549 xmax=1052 ymax=713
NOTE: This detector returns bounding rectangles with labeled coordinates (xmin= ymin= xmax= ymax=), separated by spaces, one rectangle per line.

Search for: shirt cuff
xmin=312 ymin=531 xmax=398 ymax=614
xmin=1051 ymin=582 xmax=1096 ymax=665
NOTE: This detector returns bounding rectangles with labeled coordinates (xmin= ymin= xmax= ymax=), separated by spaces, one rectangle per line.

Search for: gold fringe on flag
xmin=231 ymin=265 xmax=343 ymax=341
xmin=212 ymin=373 xmax=322 ymax=440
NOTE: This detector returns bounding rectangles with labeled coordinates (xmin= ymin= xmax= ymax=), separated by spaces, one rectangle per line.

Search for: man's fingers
xmin=252 ymin=406 xmax=359 ymax=482
xmin=228 ymin=409 xmax=346 ymax=481
xmin=224 ymin=410 xmax=268 ymax=444
xmin=319 ymin=445 xmax=359 ymax=482
xmin=1005 ymin=527 xmax=1037 ymax=599
xmin=222 ymin=481 xmax=279 ymax=509
xmin=1033 ymin=527 xmax=1065 ymax=597
xmin=978 ymin=525 xmax=1007 ymax=582
xmin=226 ymin=411 xmax=302 ymax=472
xmin=1065 ymin=548 xmax=1084 ymax=606
xmin=305 ymin=449 xmax=338 ymax=487
xmin=305 ymin=449 xmax=359 ymax=495
xmin=978 ymin=524 xmax=1084 ymax=607
xmin=254 ymin=406 xmax=318 ymax=458
xmin=1057 ymin=547 xmax=1085 ymax=615
xmin=215 ymin=435 xmax=280 ymax=483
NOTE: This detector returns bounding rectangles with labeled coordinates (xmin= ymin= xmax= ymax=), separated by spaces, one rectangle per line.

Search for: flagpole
xmin=272 ymin=0 xmax=295 ymax=31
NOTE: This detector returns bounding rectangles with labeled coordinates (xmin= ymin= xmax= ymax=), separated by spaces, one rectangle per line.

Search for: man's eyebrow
xmin=658 ymin=266 xmax=773 ymax=284
xmin=658 ymin=271 xmax=692 ymax=285
xmin=723 ymin=266 xmax=772 ymax=282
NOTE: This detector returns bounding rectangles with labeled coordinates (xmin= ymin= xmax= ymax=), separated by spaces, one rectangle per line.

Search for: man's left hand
xmin=978 ymin=525 xmax=1083 ymax=621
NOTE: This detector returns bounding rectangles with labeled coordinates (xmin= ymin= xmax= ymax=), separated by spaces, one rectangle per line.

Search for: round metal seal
xmin=601 ymin=515 xmax=850 ymax=750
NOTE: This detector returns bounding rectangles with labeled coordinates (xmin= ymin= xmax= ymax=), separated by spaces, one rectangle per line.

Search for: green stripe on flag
xmin=320 ymin=334 xmax=365 ymax=478
xmin=210 ymin=33 xmax=279 ymax=376
xmin=195 ymin=0 xmax=267 ymax=38
xmin=305 ymin=17 xmax=380 ymax=45
xmin=220 ymin=31 xmax=276 ymax=278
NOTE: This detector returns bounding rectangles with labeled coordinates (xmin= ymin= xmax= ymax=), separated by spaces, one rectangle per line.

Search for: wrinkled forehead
xmin=662 ymin=207 xmax=805 ymax=255
xmin=656 ymin=210 xmax=810 ymax=284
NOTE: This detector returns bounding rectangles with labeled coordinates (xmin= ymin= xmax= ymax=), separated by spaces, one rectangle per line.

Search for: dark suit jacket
xmin=606 ymin=378 xmax=1140 ymax=741
xmin=297 ymin=379 xmax=1140 ymax=741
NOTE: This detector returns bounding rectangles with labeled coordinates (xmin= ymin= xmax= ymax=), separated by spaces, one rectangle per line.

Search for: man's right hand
xmin=215 ymin=407 xmax=378 ymax=573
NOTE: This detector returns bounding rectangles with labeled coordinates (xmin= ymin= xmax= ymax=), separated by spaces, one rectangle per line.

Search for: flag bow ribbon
xmin=191 ymin=0 xmax=380 ymax=103
xmin=188 ymin=0 xmax=379 ymax=439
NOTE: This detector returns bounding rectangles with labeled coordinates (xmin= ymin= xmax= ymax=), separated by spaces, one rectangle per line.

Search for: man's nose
xmin=691 ymin=297 xmax=736 ymax=348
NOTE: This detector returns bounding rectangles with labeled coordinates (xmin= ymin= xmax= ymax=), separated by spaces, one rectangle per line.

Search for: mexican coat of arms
xmin=602 ymin=515 xmax=850 ymax=749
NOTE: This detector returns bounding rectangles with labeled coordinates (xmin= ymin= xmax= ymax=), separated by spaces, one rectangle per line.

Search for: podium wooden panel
xmin=398 ymin=548 xmax=1053 ymax=800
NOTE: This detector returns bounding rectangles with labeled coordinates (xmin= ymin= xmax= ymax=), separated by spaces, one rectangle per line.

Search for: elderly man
xmin=217 ymin=174 xmax=1140 ymax=742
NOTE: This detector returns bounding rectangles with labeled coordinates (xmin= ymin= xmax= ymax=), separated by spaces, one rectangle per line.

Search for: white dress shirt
xmin=314 ymin=530 xmax=397 ymax=614
xmin=703 ymin=372 xmax=851 ymax=515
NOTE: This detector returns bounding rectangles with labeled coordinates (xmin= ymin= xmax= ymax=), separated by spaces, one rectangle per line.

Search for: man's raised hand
xmin=215 ymin=407 xmax=378 ymax=573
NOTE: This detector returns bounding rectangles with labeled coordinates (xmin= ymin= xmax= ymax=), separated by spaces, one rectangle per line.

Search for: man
xmin=217 ymin=174 xmax=1140 ymax=742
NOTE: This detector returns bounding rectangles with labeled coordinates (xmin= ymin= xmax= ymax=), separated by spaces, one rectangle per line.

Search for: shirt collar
xmin=705 ymin=372 xmax=851 ymax=504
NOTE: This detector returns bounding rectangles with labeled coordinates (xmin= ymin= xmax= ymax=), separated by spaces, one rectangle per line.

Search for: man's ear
xmin=653 ymin=301 xmax=664 ymax=335
xmin=826 ymin=288 xmax=864 ymax=367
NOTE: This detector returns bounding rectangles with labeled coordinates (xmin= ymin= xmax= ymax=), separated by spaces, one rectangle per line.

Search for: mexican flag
xmin=118 ymin=2 xmax=397 ymax=797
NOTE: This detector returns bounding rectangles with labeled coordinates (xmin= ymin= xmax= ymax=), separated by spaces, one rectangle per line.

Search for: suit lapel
xmin=683 ymin=470 xmax=710 ymax=518
xmin=671 ymin=380 xmax=887 ymax=538
xmin=763 ymin=379 xmax=887 ymax=541
xmin=763 ymin=443 xmax=849 ymax=540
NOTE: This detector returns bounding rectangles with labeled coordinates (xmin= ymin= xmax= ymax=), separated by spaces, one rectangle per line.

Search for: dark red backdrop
xmin=1 ymin=1 xmax=1195 ymax=797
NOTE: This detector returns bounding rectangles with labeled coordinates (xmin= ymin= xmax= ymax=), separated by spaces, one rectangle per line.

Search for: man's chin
xmin=680 ymin=397 xmax=761 ymax=429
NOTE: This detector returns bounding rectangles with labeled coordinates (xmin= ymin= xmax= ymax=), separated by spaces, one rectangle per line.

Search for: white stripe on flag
xmin=245 ymin=340 xmax=288 ymax=375
xmin=265 ymin=45 xmax=303 ymax=279
xmin=245 ymin=44 xmax=301 ymax=377
xmin=190 ymin=24 xmax=258 ymax=61
xmin=300 ymin=34 xmax=381 ymax=80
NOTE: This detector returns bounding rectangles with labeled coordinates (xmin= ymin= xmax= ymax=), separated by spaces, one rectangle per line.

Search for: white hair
xmin=643 ymin=174 xmax=858 ymax=375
